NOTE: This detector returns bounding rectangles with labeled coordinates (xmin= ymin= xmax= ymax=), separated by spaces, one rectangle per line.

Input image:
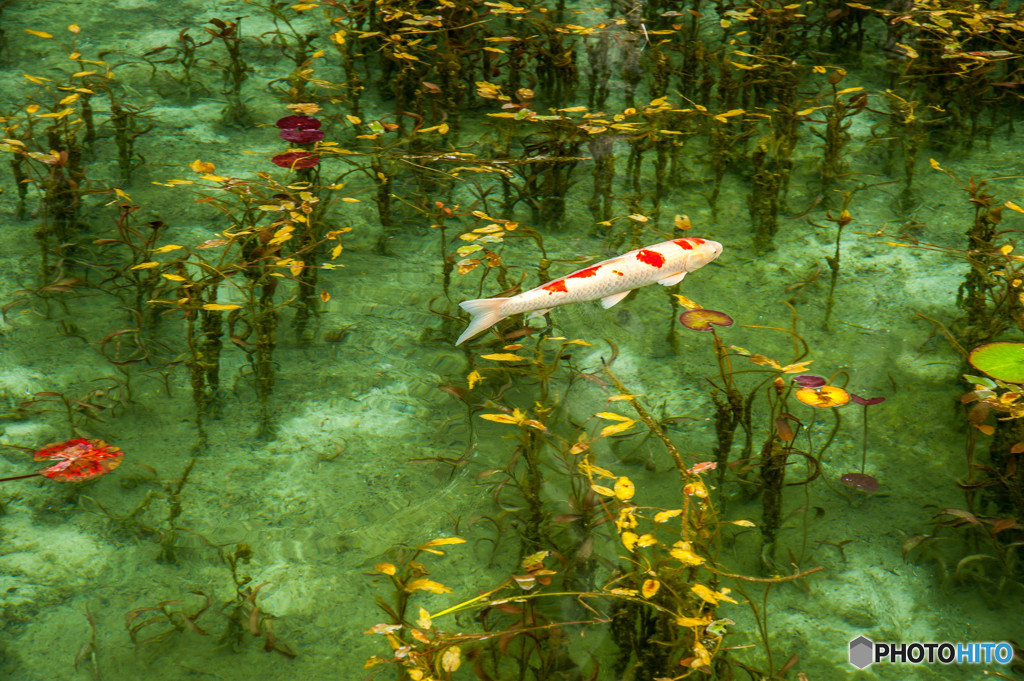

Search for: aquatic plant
xmin=204 ymin=18 xmax=251 ymax=125
xmin=0 ymin=438 xmax=123 ymax=483
xmin=849 ymin=393 xmax=885 ymax=480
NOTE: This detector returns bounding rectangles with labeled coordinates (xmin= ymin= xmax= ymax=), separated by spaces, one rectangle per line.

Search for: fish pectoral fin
xmin=601 ymin=290 xmax=631 ymax=309
xmin=657 ymin=270 xmax=687 ymax=286
xmin=525 ymin=308 xmax=553 ymax=320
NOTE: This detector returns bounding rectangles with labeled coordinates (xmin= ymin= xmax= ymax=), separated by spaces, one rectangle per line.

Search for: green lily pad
xmin=968 ymin=342 xmax=1024 ymax=383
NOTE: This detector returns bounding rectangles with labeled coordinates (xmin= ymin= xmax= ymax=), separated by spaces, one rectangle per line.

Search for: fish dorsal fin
xmin=657 ymin=270 xmax=687 ymax=286
xmin=601 ymin=290 xmax=631 ymax=309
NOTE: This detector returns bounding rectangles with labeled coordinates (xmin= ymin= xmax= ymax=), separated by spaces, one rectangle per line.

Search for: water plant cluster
xmin=0 ymin=0 xmax=1022 ymax=679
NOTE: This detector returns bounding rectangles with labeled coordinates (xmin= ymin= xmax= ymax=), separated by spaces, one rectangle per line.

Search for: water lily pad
xmin=679 ymin=309 xmax=733 ymax=332
xmin=795 ymin=385 xmax=849 ymax=408
xmin=968 ymin=342 xmax=1024 ymax=383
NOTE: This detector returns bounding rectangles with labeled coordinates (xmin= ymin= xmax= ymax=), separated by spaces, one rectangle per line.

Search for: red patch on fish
xmin=636 ymin=249 xmax=665 ymax=268
xmin=568 ymin=266 xmax=601 ymax=279
xmin=612 ymin=270 xmax=623 ymax=276
xmin=542 ymin=279 xmax=568 ymax=294
xmin=673 ymin=239 xmax=694 ymax=250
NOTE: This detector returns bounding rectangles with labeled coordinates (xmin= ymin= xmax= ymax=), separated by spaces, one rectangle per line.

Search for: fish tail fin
xmin=456 ymin=297 xmax=510 ymax=345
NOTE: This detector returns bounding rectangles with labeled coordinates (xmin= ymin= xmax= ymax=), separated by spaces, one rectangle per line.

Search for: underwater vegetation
xmin=0 ymin=0 xmax=1022 ymax=679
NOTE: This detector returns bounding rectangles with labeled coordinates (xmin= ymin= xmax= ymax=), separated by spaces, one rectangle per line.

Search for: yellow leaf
xmin=1005 ymin=200 xmax=1024 ymax=214
xmin=68 ymin=24 xmax=81 ymax=33
xmin=405 ymin=578 xmax=451 ymax=594
xmin=479 ymin=413 xmax=521 ymax=425
xmin=654 ymin=509 xmax=683 ymax=523
xmin=896 ymin=42 xmax=918 ymax=59
xmin=290 ymin=261 xmax=304 ymax=277
xmin=330 ymin=244 xmax=343 ymax=259
xmin=416 ymin=607 xmax=432 ymax=630
xmin=600 ymin=419 xmax=636 ymax=437
xmin=153 ymin=244 xmax=183 ymax=253
xmin=641 ymin=579 xmax=660 ymax=599
xmin=438 ymin=122 xmax=450 ymax=134
xmin=440 ymin=646 xmax=462 ymax=672
xmin=613 ymin=476 xmax=635 ymax=501
xmin=480 ymin=353 xmax=524 ymax=361
xmin=591 ymin=484 xmax=616 ymax=497
xmin=692 ymin=583 xmax=737 ymax=605
xmin=621 ymin=531 xmax=639 ymax=551
xmin=345 ymin=114 xmax=361 ymax=124
xmin=201 ymin=303 xmax=243 ymax=311
xmin=161 ymin=274 xmax=187 ymax=281
xmin=320 ymin=290 xmax=330 ymax=303
xmin=418 ymin=537 xmax=466 ymax=549
xmin=130 ymin=262 xmax=159 ymax=270
xmin=608 ymin=394 xmax=637 ymax=401
xmin=189 ymin=160 xmax=215 ymax=174
xmin=25 ymin=29 xmax=53 ymax=38
xmin=374 ymin=562 xmax=396 ymax=575
xmin=636 ymin=533 xmax=657 ymax=548
xmin=731 ymin=519 xmax=756 ymax=527
xmin=341 ymin=197 xmax=360 ymax=202
xmin=467 ymin=370 xmax=483 ymax=389
xmin=670 ymin=541 xmax=706 ymax=567
xmin=929 ymin=158 xmax=941 ymax=169
xmin=676 ymin=615 xmax=712 ymax=627
xmin=673 ymin=294 xmax=702 ymax=310
xmin=628 ymin=213 xmax=649 ymax=222
xmin=596 ymin=411 xmax=631 ymax=421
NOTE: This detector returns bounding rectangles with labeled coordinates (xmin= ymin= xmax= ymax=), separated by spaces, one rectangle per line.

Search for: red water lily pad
xmin=679 ymin=309 xmax=733 ymax=332
xmin=280 ymin=127 xmax=325 ymax=143
xmin=840 ymin=472 xmax=879 ymax=493
xmin=34 ymin=438 xmax=124 ymax=482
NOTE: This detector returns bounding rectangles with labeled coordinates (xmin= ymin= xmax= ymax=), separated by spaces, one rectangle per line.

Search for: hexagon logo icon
xmin=849 ymin=636 xmax=874 ymax=669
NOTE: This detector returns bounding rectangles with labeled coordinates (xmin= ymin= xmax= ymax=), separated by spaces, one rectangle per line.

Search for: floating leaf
xmin=679 ymin=309 xmax=733 ymax=331
xmin=795 ymin=385 xmax=849 ymax=408
xmin=840 ymin=473 xmax=879 ymax=492
xmin=968 ymin=342 xmax=1024 ymax=383
xmin=480 ymin=353 xmax=524 ymax=362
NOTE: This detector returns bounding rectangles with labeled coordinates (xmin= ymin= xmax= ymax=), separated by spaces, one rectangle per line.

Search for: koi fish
xmin=456 ymin=237 xmax=723 ymax=345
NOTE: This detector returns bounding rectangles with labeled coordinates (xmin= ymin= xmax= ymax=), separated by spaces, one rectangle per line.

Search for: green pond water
xmin=0 ymin=0 xmax=1022 ymax=680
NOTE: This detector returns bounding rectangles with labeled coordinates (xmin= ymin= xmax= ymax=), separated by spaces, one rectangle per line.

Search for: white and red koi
xmin=456 ymin=237 xmax=723 ymax=345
